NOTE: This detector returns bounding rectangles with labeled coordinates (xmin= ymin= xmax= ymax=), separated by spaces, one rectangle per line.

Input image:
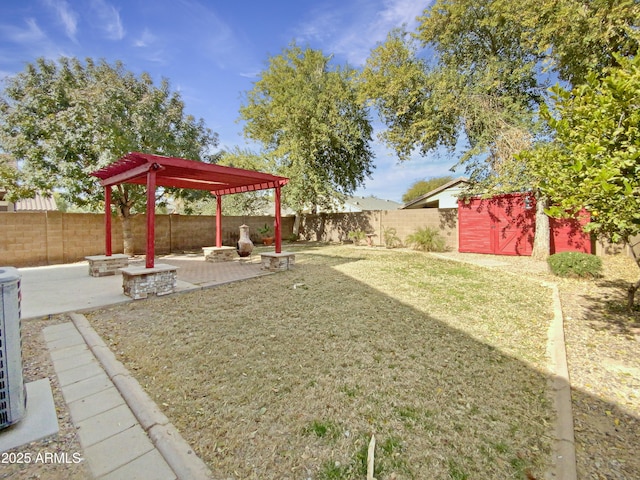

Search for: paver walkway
xmin=43 ymin=322 xmax=177 ymax=479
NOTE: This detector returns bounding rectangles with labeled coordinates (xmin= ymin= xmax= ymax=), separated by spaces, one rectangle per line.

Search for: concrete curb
xmin=69 ymin=313 xmax=213 ymax=480
xmin=542 ymin=282 xmax=578 ymax=480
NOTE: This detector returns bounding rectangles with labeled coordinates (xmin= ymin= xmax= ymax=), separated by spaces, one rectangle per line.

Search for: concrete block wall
xmin=61 ymin=213 xmax=108 ymax=262
xmin=300 ymin=211 xmax=379 ymax=243
xmin=212 ymin=216 xmax=295 ymax=246
xmin=168 ymin=215 xmax=215 ymax=252
xmin=0 ymin=212 xmax=296 ymax=267
xmin=299 ymin=209 xmax=458 ymax=251
xmin=0 ymin=212 xmax=48 ymax=266
xmin=379 ymin=208 xmax=458 ymax=250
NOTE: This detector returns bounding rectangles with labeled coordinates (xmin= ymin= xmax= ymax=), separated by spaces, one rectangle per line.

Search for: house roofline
xmin=402 ymin=178 xmax=468 ymax=209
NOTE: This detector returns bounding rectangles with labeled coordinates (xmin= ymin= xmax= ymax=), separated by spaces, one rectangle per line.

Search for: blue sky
xmin=0 ymin=0 xmax=459 ymax=203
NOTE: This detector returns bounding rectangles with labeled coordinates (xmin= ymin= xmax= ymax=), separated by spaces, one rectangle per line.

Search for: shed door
xmin=491 ymin=196 xmax=535 ymax=255
xmin=458 ymin=194 xmax=535 ymax=256
xmin=458 ymin=199 xmax=493 ymax=254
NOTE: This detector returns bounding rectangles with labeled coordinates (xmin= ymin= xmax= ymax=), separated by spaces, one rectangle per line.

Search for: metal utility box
xmin=0 ymin=267 xmax=27 ymax=429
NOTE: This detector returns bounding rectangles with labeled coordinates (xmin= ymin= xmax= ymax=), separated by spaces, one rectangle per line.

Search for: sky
xmin=0 ymin=0 xmax=460 ymax=203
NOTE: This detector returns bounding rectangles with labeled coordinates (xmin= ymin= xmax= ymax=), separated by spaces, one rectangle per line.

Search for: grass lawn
xmin=87 ymin=245 xmax=555 ymax=479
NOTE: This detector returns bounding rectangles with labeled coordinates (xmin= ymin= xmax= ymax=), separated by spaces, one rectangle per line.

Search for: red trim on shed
xmin=91 ymin=152 xmax=289 ymax=267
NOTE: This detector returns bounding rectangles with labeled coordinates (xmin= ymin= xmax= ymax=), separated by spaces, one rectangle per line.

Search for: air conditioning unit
xmin=0 ymin=267 xmax=27 ymax=429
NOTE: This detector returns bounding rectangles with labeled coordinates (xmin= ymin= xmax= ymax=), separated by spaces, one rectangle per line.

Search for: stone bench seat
xmin=120 ymin=264 xmax=178 ymax=299
xmin=85 ymin=254 xmax=129 ymax=277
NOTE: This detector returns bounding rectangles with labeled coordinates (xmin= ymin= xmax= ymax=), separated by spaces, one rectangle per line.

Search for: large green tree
xmin=239 ymin=44 xmax=374 ymax=231
xmin=524 ymin=55 xmax=640 ymax=307
xmin=178 ymin=147 xmax=272 ymax=216
xmin=361 ymin=0 xmax=639 ymax=259
xmin=0 ymin=57 xmax=218 ymax=254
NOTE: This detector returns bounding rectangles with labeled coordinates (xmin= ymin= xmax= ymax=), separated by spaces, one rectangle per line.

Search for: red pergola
xmin=91 ymin=152 xmax=289 ymax=268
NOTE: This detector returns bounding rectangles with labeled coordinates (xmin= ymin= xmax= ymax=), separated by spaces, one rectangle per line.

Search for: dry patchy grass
xmin=87 ymin=245 xmax=555 ymax=479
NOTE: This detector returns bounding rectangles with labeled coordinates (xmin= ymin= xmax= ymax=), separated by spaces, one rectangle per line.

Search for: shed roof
xmin=91 ymin=151 xmax=288 ymax=195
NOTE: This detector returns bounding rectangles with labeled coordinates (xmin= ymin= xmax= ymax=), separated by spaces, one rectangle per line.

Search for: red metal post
xmin=105 ymin=186 xmax=112 ymax=256
xmin=216 ymin=195 xmax=222 ymax=248
xmin=146 ymin=168 xmax=157 ymax=268
xmin=275 ymin=186 xmax=282 ymax=253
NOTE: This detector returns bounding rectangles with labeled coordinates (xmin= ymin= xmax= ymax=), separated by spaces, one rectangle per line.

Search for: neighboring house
xmin=402 ymin=178 xmax=469 ymax=209
xmin=0 ymin=191 xmax=57 ymax=212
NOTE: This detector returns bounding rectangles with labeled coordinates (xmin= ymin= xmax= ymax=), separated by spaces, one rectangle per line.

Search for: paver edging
xmin=542 ymin=281 xmax=578 ymax=480
xmin=69 ymin=313 xmax=213 ymax=480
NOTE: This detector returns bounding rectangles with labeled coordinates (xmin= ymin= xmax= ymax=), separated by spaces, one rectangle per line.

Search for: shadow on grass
xmin=85 ymin=249 xmax=639 ymax=479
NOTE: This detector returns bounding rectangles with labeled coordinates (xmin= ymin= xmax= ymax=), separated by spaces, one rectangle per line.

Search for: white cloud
xmin=42 ymin=0 xmax=78 ymax=42
xmin=294 ymin=0 xmax=430 ymax=66
xmin=90 ymin=0 xmax=125 ymax=41
xmin=133 ymin=28 xmax=157 ymax=48
xmin=0 ymin=18 xmax=47 ymax=45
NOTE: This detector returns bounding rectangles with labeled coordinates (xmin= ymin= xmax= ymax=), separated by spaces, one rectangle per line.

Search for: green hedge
xmin=547 ymin=251 xmax=602 ymax=278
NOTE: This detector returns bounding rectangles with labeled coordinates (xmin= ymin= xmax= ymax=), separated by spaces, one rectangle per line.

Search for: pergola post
xmin=146 ymin=167 xmax=157 ymax=268
xmin=275 ymin=185 xmax=282 ymax=254
xmin=104 ymin=186 xmax=112 ymax=256
xmin=216 ymin=194 xmax=222 ymax=248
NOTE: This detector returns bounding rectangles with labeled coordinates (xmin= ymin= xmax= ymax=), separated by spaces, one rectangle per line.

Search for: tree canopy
xmin=0 ymin=57 xmax=218 ymax=253
xmin=523 ymin=55 xmax=640 ymax=305
xmin=360 ymin=0 xmax=639 ymax=259
xmin=240 ymin=44 xmax=374 ymax=216
xmin=361 ymin=0 xmax=639 ymax=190
xmin=402 ymin=175 xmax=455 ymax=203
xmin=179 ymin=147 xmax=272 ymax=216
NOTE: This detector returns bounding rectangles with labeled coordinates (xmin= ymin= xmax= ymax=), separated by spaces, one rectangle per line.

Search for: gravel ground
xmin=4 ymin=248 xmax=639 ymax=479
xmin=1 ymin=316 xmax=91 ymax=480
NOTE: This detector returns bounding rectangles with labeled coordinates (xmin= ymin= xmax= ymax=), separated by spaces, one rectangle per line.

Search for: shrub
xmin=547 ymin=251 xmax=602 ymax=278
xmin=383 ymin=227 xmax=402 ymax=248
xmin=347 ymin=229 xmax=366 ymax=245
xmin=406 ymin=227 xmax=447 ymax=252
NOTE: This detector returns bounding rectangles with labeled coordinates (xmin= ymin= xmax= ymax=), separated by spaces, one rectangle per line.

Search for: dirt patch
xmin=1 ymin=316 xmax=91 ymax=480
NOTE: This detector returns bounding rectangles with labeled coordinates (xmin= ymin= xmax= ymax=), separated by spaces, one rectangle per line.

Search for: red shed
xmin=458 ymin=193 xmax=592 ymax=256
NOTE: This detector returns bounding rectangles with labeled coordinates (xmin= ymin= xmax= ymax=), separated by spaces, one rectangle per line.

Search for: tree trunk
xmin=292 ymin=212 xmax=301 ymax=238
xmin=627 ymin=279 xmax=640 ymax=310
xmin=121 ymin=211 xmax=135 ymax=257
xmin=627 ymin=243 xmax=640 ymax=310
xmin=531 ymin=193 xmax=550 ymax=261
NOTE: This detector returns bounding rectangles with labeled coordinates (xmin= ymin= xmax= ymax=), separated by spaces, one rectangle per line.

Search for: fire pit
xmin=237 ymin=224 xmax=254 ymax=257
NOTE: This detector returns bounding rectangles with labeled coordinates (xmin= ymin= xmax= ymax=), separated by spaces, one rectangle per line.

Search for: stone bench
xmin=85 ymin=254 xmax=129 ymax=277
xmin=120 ymin=264 xmax=178 ymax=300
xmin=203 ymin=246 xmax=236 ymax=262
xmin=260 ymin=252 xmax=296 ymax=272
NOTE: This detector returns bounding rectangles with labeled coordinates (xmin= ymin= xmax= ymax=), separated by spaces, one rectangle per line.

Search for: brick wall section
xmin=45 ymin=211 xmax=64 ymax=264
xmin=0 ymin=212 xmax=48 ymax=266
xmin=61 ymin=213 xmax=106 ymax=262
xmin=168 ymin=215 xmax=215 ymax=252
xmin=299 ymin=209 xmax=459 ymax=250
xmin=0 ymin=212 xmax=295 ymax=267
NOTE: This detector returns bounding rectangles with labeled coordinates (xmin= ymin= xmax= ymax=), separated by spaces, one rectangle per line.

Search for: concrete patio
xmin=18 ymin=253 xmax=270 ymax=320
